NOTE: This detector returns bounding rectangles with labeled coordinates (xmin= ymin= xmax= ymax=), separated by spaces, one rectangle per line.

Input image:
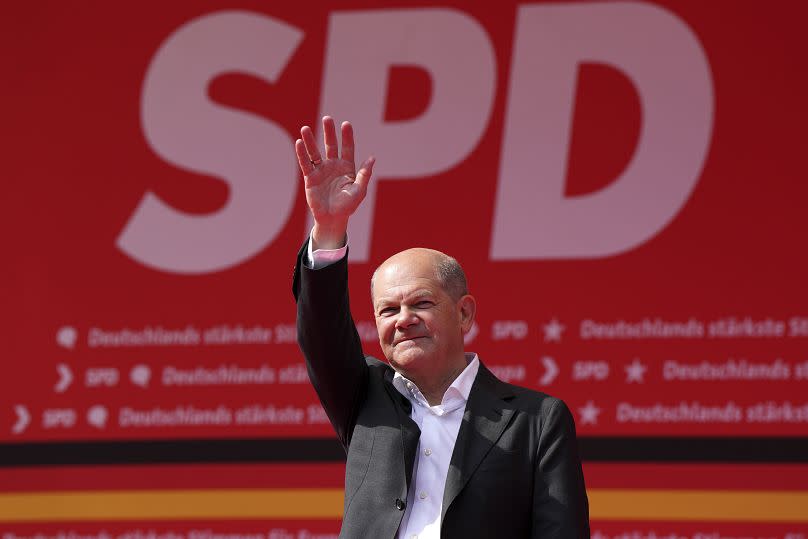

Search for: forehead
xmin=372 ymin=256 xmax=443 ymax=300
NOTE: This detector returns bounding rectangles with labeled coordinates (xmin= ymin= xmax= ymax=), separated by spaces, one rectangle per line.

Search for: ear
xmin=458 ymin=295 xmax=477 ymax=334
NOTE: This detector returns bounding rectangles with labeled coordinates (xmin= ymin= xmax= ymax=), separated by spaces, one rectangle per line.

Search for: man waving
xmin=292 ymin=116 xmax=589 ymax=538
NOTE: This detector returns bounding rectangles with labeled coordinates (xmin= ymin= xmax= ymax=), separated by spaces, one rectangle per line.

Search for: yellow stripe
xmin=0 ymin=489 xmax=343 ymax=521
xmin=1 ymin=488 xmax=807 ymax=523
xmin=589 ymin=489 xmax=808 ymax=522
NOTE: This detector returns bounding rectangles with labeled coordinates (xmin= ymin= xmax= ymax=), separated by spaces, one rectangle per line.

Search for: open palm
xmin=296 ymin=117 xmax=375 ymax=229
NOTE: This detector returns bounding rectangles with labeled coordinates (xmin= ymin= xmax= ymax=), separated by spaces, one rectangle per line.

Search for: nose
xmin=394 ymin=306 xmax=419 ymax=329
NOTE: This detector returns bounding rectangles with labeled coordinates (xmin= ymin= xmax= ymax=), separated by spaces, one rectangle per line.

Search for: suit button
xmin=395 ymin=498 xmax=406 ymax=511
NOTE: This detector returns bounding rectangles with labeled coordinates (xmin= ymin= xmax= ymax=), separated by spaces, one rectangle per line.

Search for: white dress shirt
xmin=308 ymin=239 xmax=480 ymax=538
xmin=307 ymin=239 xmax=347 ymax=269
xmin=392 ymin=354 xmax=479 ymax=539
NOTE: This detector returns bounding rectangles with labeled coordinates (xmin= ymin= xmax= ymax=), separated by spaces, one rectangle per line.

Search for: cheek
xmin=428 ymin=314 xmax=456 ymax=340
xmin=375 ymin=319 xmax=393 ymax=342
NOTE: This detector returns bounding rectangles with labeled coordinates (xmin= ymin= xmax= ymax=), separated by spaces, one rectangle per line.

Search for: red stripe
xmin=0 ymin=463 xmax=346 ymax=491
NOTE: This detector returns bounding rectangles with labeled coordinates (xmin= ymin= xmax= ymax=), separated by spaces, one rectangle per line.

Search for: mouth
xmin=393 ymin=336 xmax=427 ymax=346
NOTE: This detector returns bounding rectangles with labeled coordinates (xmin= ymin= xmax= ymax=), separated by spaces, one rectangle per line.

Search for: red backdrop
xmin=3 ymin=0 xmax=807 ymax=534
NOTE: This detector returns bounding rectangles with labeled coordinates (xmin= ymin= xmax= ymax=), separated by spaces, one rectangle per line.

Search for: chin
xmin=390 ymin=349 xmax=428 ymax=371
xmin=388 ymin=339 xmax=436 ymax=368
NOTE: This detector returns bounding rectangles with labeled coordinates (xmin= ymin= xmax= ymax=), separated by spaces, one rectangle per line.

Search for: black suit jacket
xmin=293 ymin=241 xmax=589 ymax=538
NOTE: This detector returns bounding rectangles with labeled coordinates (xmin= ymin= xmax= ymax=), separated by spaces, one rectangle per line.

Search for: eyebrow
xmin=407 ymin=290 xmax=435 ymax=300
xmin=374 ymin=290 xmax=435 ymax=309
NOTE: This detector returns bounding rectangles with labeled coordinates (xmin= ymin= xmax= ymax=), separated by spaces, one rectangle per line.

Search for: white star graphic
xmin=542 ymin=318 xmax=565 ymax=342
xmin=578 ymin=401 xmax=601 ymax=425
xmin=624 ymin=358 xmax=647 ymax=383
xmin=591 ymin=531 xmax=609 ymax=539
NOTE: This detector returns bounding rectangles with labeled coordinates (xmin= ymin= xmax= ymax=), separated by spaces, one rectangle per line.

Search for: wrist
xmin=311 ymin=221 xmax=348 ymax=250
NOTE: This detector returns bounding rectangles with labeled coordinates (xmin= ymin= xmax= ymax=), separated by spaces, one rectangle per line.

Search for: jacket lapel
xmin=442 ymin=364 xmax=514 ymax=520
xmin=384 ymin=369 xmax=421 ymax=492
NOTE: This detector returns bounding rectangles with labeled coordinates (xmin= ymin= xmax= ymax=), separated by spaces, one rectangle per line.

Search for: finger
xmin=341 ymin=121 xmax=355 ymax=164
xmin=295 ymin=139 xmax=315 ymax=178
xmin=300 ymin=125 xmax=322 ymax=164
xmin=323 ymin=116 xmax=339 ymax=160
xmin=353 ymin=156 xmax=375 ymax=197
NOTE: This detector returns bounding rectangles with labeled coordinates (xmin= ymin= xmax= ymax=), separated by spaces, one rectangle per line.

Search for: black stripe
xmin=0 ymin=438 xmax=345 ymax=467
xmin=1 ymin=437 xmax=807 ymax=467
xmin=578 ymin=436 xmax=808 ymax=462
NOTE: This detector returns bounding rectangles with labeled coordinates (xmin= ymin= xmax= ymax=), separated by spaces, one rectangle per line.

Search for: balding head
xmin=370 ymin=247 xmax=476 ymax=399
xmin=371 ymin=248 xmax=468 ymax=301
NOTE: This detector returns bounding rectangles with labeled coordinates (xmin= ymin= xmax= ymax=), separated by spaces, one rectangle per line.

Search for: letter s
xmin=118 ymin=11 xmax=303 ymax=273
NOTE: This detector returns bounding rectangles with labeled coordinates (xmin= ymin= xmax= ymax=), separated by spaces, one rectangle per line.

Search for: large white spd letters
xmin=119 ymin=3 xmax=713 ymax=274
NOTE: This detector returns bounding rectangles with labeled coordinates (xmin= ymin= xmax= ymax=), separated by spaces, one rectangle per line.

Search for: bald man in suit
xmin=293 ymin=117 xmax=589 ymax=538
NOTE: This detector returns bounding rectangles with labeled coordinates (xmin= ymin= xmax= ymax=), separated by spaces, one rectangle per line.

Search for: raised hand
xmin=295 ymin=116 xmax=375 ymax=250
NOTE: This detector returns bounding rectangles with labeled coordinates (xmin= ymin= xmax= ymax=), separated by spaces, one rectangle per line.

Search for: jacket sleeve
xmin=532 ymin=398 xmax=590 ymax=538
xmin=292 ymin=239 xmax=368 ymax=449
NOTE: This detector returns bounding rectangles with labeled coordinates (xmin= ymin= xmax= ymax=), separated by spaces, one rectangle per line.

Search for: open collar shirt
xmin=392 ymin=354 xmax=479 ymax=539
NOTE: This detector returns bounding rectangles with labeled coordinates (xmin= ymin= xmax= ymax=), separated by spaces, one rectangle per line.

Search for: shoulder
xmin=477 ymin=364 xmax=574 ymax=424
xmin=498 ymin=382 xmax=579 ymax=444
xmin=509 ymin=383 xmax=571 ymax=416
xmin=365 ymin=355 xmax=395 ymax=377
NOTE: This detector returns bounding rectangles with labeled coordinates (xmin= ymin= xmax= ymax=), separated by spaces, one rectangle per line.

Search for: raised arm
xmin=295 ymin=116 xmax=375 ymax=250
xmin=293 ymin=116 xmax=376 ymax=448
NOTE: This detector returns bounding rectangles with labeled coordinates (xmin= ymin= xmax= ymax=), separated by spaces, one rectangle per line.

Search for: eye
xmin=378 ymin=306 xmax=399 ymax=316
xmin=415 ymin=301 xmax=434 ymax=308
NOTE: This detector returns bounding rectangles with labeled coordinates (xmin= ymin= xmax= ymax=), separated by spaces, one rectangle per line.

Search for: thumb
xmin=354 ymin=156 xmax=375 ymax=196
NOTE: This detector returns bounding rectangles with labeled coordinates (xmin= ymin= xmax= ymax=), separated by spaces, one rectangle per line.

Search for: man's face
xmin=372 ymin=251 xmax=473 ymax=380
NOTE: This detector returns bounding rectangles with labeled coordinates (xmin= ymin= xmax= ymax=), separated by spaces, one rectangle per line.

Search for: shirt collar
xmin=392 ymin=353 xmax=479 ymax=413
